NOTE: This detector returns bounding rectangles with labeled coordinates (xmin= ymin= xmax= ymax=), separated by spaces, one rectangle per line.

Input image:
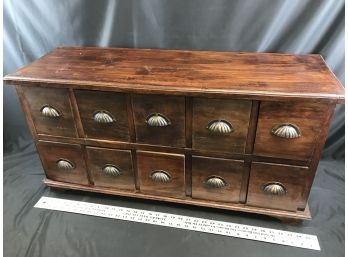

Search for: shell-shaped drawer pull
xmin=204 ymin=176 xmax=227 ymax=188
xmin=271 ymin=123 xmax=301 ymax=139
xmin=262 ymin=182 xmax=287 ymax=196
xmin=40 ymin=105 xmax=61 ymax=118
xmin=56 ymin=159 xmax=75 ymax=171
xmin=102 ymin=164 xmax=122 ymax=176
xmin=206 ymin=120 xmax=234 ymax=134
xmin=145 ymin=113 xmax=171 ymax=127
xmin=93 ymin=110 xmax=115 ymax=124
xmin=150 ymin=170 xmax=171 ymax=183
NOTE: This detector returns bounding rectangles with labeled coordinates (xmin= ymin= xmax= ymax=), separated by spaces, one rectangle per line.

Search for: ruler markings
xmin=34 ymin=196 xmax=320 ymax=251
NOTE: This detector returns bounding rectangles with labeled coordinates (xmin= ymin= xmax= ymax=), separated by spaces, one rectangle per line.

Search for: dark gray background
xmin=3 ymin=0 xmax=345 ymax=257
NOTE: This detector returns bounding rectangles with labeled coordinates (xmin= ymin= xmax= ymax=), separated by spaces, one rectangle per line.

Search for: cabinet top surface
xmin=4 ymin=47 xmax=345 ymax=102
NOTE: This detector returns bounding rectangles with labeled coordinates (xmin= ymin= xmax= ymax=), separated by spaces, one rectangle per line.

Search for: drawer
xmin=254 ymin=101 xmax=329 ymax=160
xmin=36 ymin=141 xmax=89 ymax=185
xmin=192 ymin=156 xmax=246 ymax=203
xmin=22 ymin=86 xmax=77 ymax=137
xmin=75 ymin=90 xmax=130 ymax=141
xmin=137 ymin=151 xmax=185 ymax=197
xmin=132 ymin=94 xmax=185 ymax=147
xmin=246 ymin=162 xmax=308 ymax=211
xmin=192 ymin=98 xmax=252 ymax=153
xmin=86 ymin=147 xmax=135 ymax=191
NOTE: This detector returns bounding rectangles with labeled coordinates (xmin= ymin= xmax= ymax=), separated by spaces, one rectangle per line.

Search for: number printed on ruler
xmin=34 ymin=196 xmax=320 ymax=251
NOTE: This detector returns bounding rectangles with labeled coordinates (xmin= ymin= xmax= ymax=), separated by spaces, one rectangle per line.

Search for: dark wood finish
xmin=132 ymin=94 xmax=186 ymax=147
xmin=69 ymin=88 xmax=85 ymax=137
xmin=86 ymin=146 xmax=135 ymax=191
xmin=21 ymin=86 xmax=78 ymax=137
xmin=245 ymin=101 xmax=260 ymax=154
xmin=246 ymin=162 xmax=308 ymax=211
xmin=137 ymin=151 xmax=185 ymax=198
xmin=185 ymin=97 xmax=193 ymax=148
xmin=35 ymin=133 xmax=312 ymax=166
xmin=4 ymin=47 xmax=344 ymax=103
xmin=192 ymin=156 xmax=246 ymax=203
xmin=254 ymin=101 xmax=330 ymax=160
xmin=192 ymin=98 xmax=252 ymax=153
xmin=131 ymin=149 xmax=140 ymax=190
xmin=36 ymin=141 xmax=89 ymax=185
xmin=7 ymin=47 xmax=345 ymax=221
xmin=15 ymin=85 xmax=38 ymax=140
xmin=44 ymin=178 xmax=311 ymax=220
xmin=74 ymin=90 xmax=130 ymax=141
xmin=185 ymin=154 xmax=192 ymax=196
xmin=299 ymin=103 xmax=337 ymax=209
xmin=126 ymin=94 xmax=136 ymax=142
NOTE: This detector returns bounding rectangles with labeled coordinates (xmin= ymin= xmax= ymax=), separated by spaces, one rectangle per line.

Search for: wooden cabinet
xmin=6 ymin=47 xmax=345 ymax=221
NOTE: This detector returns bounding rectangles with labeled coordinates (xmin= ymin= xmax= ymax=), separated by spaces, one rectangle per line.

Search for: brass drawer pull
xmin=271 ymin=123 xmax=301 ymax=139
xmin=93 ymin=110 xmax=115 ymax=124
xmin=102 ymin=164 xmax=122 ymax=176
xmin=204 ymin=176 xmax=227 ymax=188
xmin=206 ymin=120 xmax=234 ymax=134
xmin=56 ymin=159 xmax=75 ymax=171
xmin=40 ymin=105 xmax=61 ymax=118
xmin=145 ymin=113 xmax=171 ymax=127
xmin=262 ymin=182 xmax=287 ymax=196
xmin=150 ymin=170 xmax=171 ymax=183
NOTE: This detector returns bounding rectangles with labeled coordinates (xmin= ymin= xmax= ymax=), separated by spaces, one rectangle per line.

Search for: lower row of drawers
xmin=37 ymin=141 xmax=308 ymax=212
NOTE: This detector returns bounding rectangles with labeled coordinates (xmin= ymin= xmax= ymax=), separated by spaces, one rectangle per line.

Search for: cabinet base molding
xmin=44 ymin=179 xmax=311 ymax=221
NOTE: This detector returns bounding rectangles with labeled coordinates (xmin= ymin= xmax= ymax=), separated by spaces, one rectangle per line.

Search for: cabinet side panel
xmin=15 ymin=85 xmax=38 ymax=140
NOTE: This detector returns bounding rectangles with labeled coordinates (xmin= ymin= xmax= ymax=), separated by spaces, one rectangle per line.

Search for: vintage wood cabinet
xmin=4 ymin=47 xmax=345 ymax=220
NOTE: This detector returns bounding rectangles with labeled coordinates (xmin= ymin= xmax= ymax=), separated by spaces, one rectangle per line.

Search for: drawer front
xmin=137 ymin=151 xmax=185 ymax=197
xmin=192 ymin=156 xmax=245 ymax=203
xmin=132 ymin=95 xmax=185 ymax=147
xmin=86 ymin=147 xmax=134 ymax=191
xmin=192 ymin=98 xmax=252 ymax=153
xmin=254 ymin=101 xmax=329 ymax=160
xmin=75 ymin=90 xmax=130 ymax=141
xmin=37 ymin=141 xmax=89 ymax=185
xmin=22 ymin=86 xmax=77 ymax=137
xmin=246 ymin=162 xmax=308 ymax=211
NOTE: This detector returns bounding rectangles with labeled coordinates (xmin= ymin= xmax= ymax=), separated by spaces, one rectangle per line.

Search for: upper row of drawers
xmin=21 ymin=86 xmax=329 ymax=161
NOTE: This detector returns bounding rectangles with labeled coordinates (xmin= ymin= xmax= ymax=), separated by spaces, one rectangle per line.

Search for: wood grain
xmin=246 ymin=162 xmax=308 ymax=211
xmin=192 ymin=156 xmax=246 ymax=203
xmin=4 ymin=47 xmax=344 ymax=103
xmin=21 ymin=86 xmax=78 ymax=137
xmin=298 ymin=103 xmax=337 ymax=209
xmin=8 ymin=47 xmax=344 ymax=221
xmin=254 ymin=101 xmax=330 ymax=160
xmin=36 ymin=141 xmax=89 ymax=185
xmin=86 ymin=146 xmax=135 ymax=191
xmin=74 ymin=90 xmax=130 ymax=141
xmin=15 ymin=85 xmax=38 ymax=140
xmin=44 ymin=178 xmax=311 ymax=220
xmin=192 ymin=98 xmax=252 ymax=153
xmin=137 ymin=151 xmax=185 ymax=198
xmin=132 ymin=94 xmax=186 ymax=147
